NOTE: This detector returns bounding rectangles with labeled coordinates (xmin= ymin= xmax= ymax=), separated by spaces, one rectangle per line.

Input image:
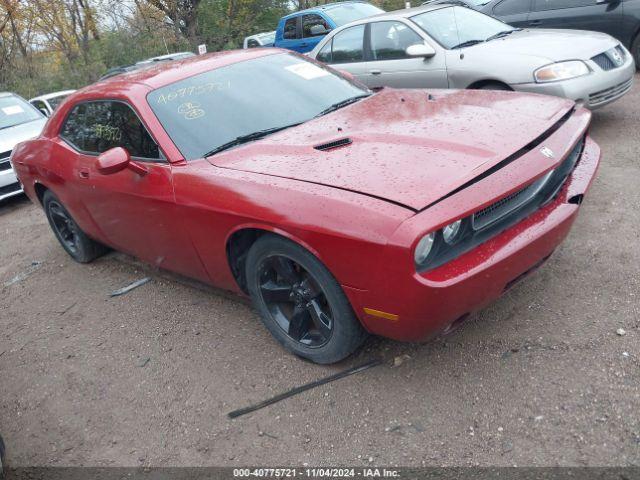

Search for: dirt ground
xmin=1 ymin=77 xmax=639 ymax=468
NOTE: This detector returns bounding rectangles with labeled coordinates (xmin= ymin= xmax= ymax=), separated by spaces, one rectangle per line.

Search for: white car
xmin=0 ymin=92 xmax=46 ymax=201
xmin=29 ymin=90 xmax=76 ymax=117
xmin=243 ymin=31 xmax=276 ymax=48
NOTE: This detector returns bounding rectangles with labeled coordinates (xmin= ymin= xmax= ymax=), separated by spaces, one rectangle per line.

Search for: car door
xmin=488 ymin=0 xmax=532 ymax=27
xmin=620 ymin=0 xmax=640 ymax=48
xmin=300 ymin=13 xmax=333 ymax=53
xmin=276 ymin=16 xmax=301 ymax=52
xmin=361 ymin=20 xmax=448 ymax=89
xmin=317 ymin=24 xmax=370 ymax=85
xmin=528 ymin=0 xmax=623 ymax=39
xmin=55 ymin=100 xmax=208 ymax=281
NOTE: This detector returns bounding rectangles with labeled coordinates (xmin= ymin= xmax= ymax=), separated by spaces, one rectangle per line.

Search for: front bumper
xmin=514 ymin=56 xmax=635 ymax=109
xmin=346 ymin=135 xmax=600 ymax=342
xmin=0 ymin=163 xmax=23 ymax=201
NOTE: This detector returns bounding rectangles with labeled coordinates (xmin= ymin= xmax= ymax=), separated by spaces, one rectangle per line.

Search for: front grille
xmin=589 ymin=78 xmax=633 ymax=106
xmin=472 ymin=138 xmax=584 ymax=231
xmin=592 ymin=53 xmax=616 ymax=71
xmin=0 ymin=150 xmax=12 ymax=172
xmin=591 ymin=45 xmax=627 ymax=71
xmin=419 ymin=136 xmax=586 ymax=272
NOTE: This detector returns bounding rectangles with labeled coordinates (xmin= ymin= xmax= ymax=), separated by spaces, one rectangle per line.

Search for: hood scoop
xmin=313 ymin=138 xmax=352 ymax=152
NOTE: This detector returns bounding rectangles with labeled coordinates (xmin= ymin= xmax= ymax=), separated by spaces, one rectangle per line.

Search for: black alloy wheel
xmin=246 ymin=234 xmax=367 ymax=364
xmin=48 ymin=199 xmax=81 ymax=255
xmin=257 ymin=255 xmax=334 ymax=347
xmin=42 ymin=190 xmax=107 ymax=263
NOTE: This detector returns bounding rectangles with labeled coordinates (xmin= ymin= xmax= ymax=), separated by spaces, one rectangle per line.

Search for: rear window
xmin=0 ymin=95 xmax=42 ymax=130
xmin=323 ymin=3 xmax=384 ymax=26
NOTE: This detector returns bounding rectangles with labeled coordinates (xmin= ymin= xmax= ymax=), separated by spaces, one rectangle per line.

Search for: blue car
xmin=274 ymin=1 xmax=384 ymax=53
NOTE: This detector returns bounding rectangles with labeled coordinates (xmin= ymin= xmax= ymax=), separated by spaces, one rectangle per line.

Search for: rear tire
xmin=245 ymin=234 xmax=367 ymax=364
xmin=43 ymin=190 xmax=108 ymax=263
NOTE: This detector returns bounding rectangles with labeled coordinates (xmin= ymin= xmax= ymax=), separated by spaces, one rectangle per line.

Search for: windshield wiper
xmin=204 ymin=122 xmax=303 ymax=157
xmin=485 ymin=29 xmax=521 ymax=42
xmin=451 ymin=39 xmax=485 ymax=49
xmin=314 ymin=94 xmax=370 ymax=118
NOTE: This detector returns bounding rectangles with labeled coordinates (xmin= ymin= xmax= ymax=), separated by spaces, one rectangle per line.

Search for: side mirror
xmin=96 ymin=147 xmax=147 ymax=176
xmin=406 ymin=43 xmax=436 ymax=58
xmin=39 ymin=107 xmax=50 ymax=117
xmin=309 ymin=24 xmax=331 ymax=36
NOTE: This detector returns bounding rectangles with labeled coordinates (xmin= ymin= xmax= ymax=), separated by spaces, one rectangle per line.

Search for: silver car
xmin=0 ymin=92 xmax=47 ymax=201
xmin=308 ymin=4 xmax=635 ymax=109
xmin=29 ymin=89 xmax=76 ymax=117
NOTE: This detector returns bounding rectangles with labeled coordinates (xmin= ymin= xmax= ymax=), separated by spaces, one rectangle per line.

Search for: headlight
xmin=534 ymin=61 xmax=590 ymax=83
xmin=443 ymin=219 xmax=462 ymax=245
xmin=414 ymin=232 xmax=435 ymax=265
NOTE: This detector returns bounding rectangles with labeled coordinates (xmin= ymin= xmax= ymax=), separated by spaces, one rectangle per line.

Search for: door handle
xmin=78 ymin=168 xmax=90 ymax=179
xmin=529 ymin=20 xmax=542 ymax=26
xmin=369 ymin=69 xmax=382 ymax=75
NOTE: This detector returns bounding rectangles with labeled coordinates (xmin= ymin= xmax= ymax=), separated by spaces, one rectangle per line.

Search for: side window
xmin=31 ymin=100 xmax=48 ymax=115
xmin=494 ymin=0 xmax=531 ymax=15
xmin=370 ymin=21 xmax=424 ymax=61
xmin=283 ymin=17 xmax=298 ymax=39
xmin=533 ymin=0 xmax=594 ymax=11
xmin=317 ymin=40 xmax=333 ymax=63
xmin=64 ymin=101 xmax=160 ymax=160
xmin=330 ymin=24 xmax=365 ymax=64
xmin=60 ymin=103 xmax=88 ymax=150
xmin=302 ymin=14 xmax=330 ymax=38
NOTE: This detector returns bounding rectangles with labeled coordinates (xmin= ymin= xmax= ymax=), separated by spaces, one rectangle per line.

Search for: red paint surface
xmin=12 ymin=49 xmax=601 ymax=342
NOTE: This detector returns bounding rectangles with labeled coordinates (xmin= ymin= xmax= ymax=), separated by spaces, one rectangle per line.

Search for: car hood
xmin=209 ymin=89 xmax=575 ymax=211
xmin=0 ymin=118 xmax=47 ymax=153
xmin=473 ymin=28 xmax=619 ymax=63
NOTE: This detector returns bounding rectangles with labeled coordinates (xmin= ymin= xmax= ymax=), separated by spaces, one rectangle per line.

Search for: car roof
xmin=29 ymin=90 xmax=77 ymax=102
xmin=79 ymin=48 xmax=284 ymax=96
xmin=357 ymin=3 xmax=450 ymax=21
xmin=282 ymin=1 xmax=373 ymax=19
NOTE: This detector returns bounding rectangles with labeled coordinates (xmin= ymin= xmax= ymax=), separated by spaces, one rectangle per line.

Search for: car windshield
xmin=48 ymin=94 xmax=70 ymax=110
xmin=147 ymin=53 xmax=370 ymax=160
xmin=0 ymin=94 xmax=42 ymax=130
xmin=324 ymin=3 xmax=384 ymax=26
xmin=260 ymin=32 xmax=276 ymax=43
xmin=411 ymin=6 xmax=514 ymax=49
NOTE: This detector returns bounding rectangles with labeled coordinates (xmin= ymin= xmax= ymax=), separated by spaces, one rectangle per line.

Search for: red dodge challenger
xmin=11 ymin=49 xmax=600 ymax=364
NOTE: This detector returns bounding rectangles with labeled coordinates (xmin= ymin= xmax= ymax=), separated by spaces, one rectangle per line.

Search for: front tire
xmin=43 ymin=190 xmax=107 ymax=263
xmin=245 ymin=234 xmax=367 ymax=364
xmin=477 ymin=82 xmax=511 ymax=91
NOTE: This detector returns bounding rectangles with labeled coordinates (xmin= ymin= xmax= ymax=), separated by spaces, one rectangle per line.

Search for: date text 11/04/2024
xmin=232 ymin=468 xmax=401 ymax=477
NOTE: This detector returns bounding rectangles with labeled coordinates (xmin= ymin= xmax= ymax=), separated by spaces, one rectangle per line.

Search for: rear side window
xmin=60 ymin=101 xmax=160 ymax=160
xmin=283 ymin=17 xmax=298 ymax=39
xmin=330 ymin=24 xmax=365 ymax=64
xmin=533 ymin=0 xmax=594 ymax=11
xmin=370 ymin=21 xmax=424 ymax=61
xmin=317 ymin=41 xmax=333 ymax=63
xmin=494 ymin=0 xmax=531 ymax=15
xmin=302 ymin=14 xmax=330 ymax=38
